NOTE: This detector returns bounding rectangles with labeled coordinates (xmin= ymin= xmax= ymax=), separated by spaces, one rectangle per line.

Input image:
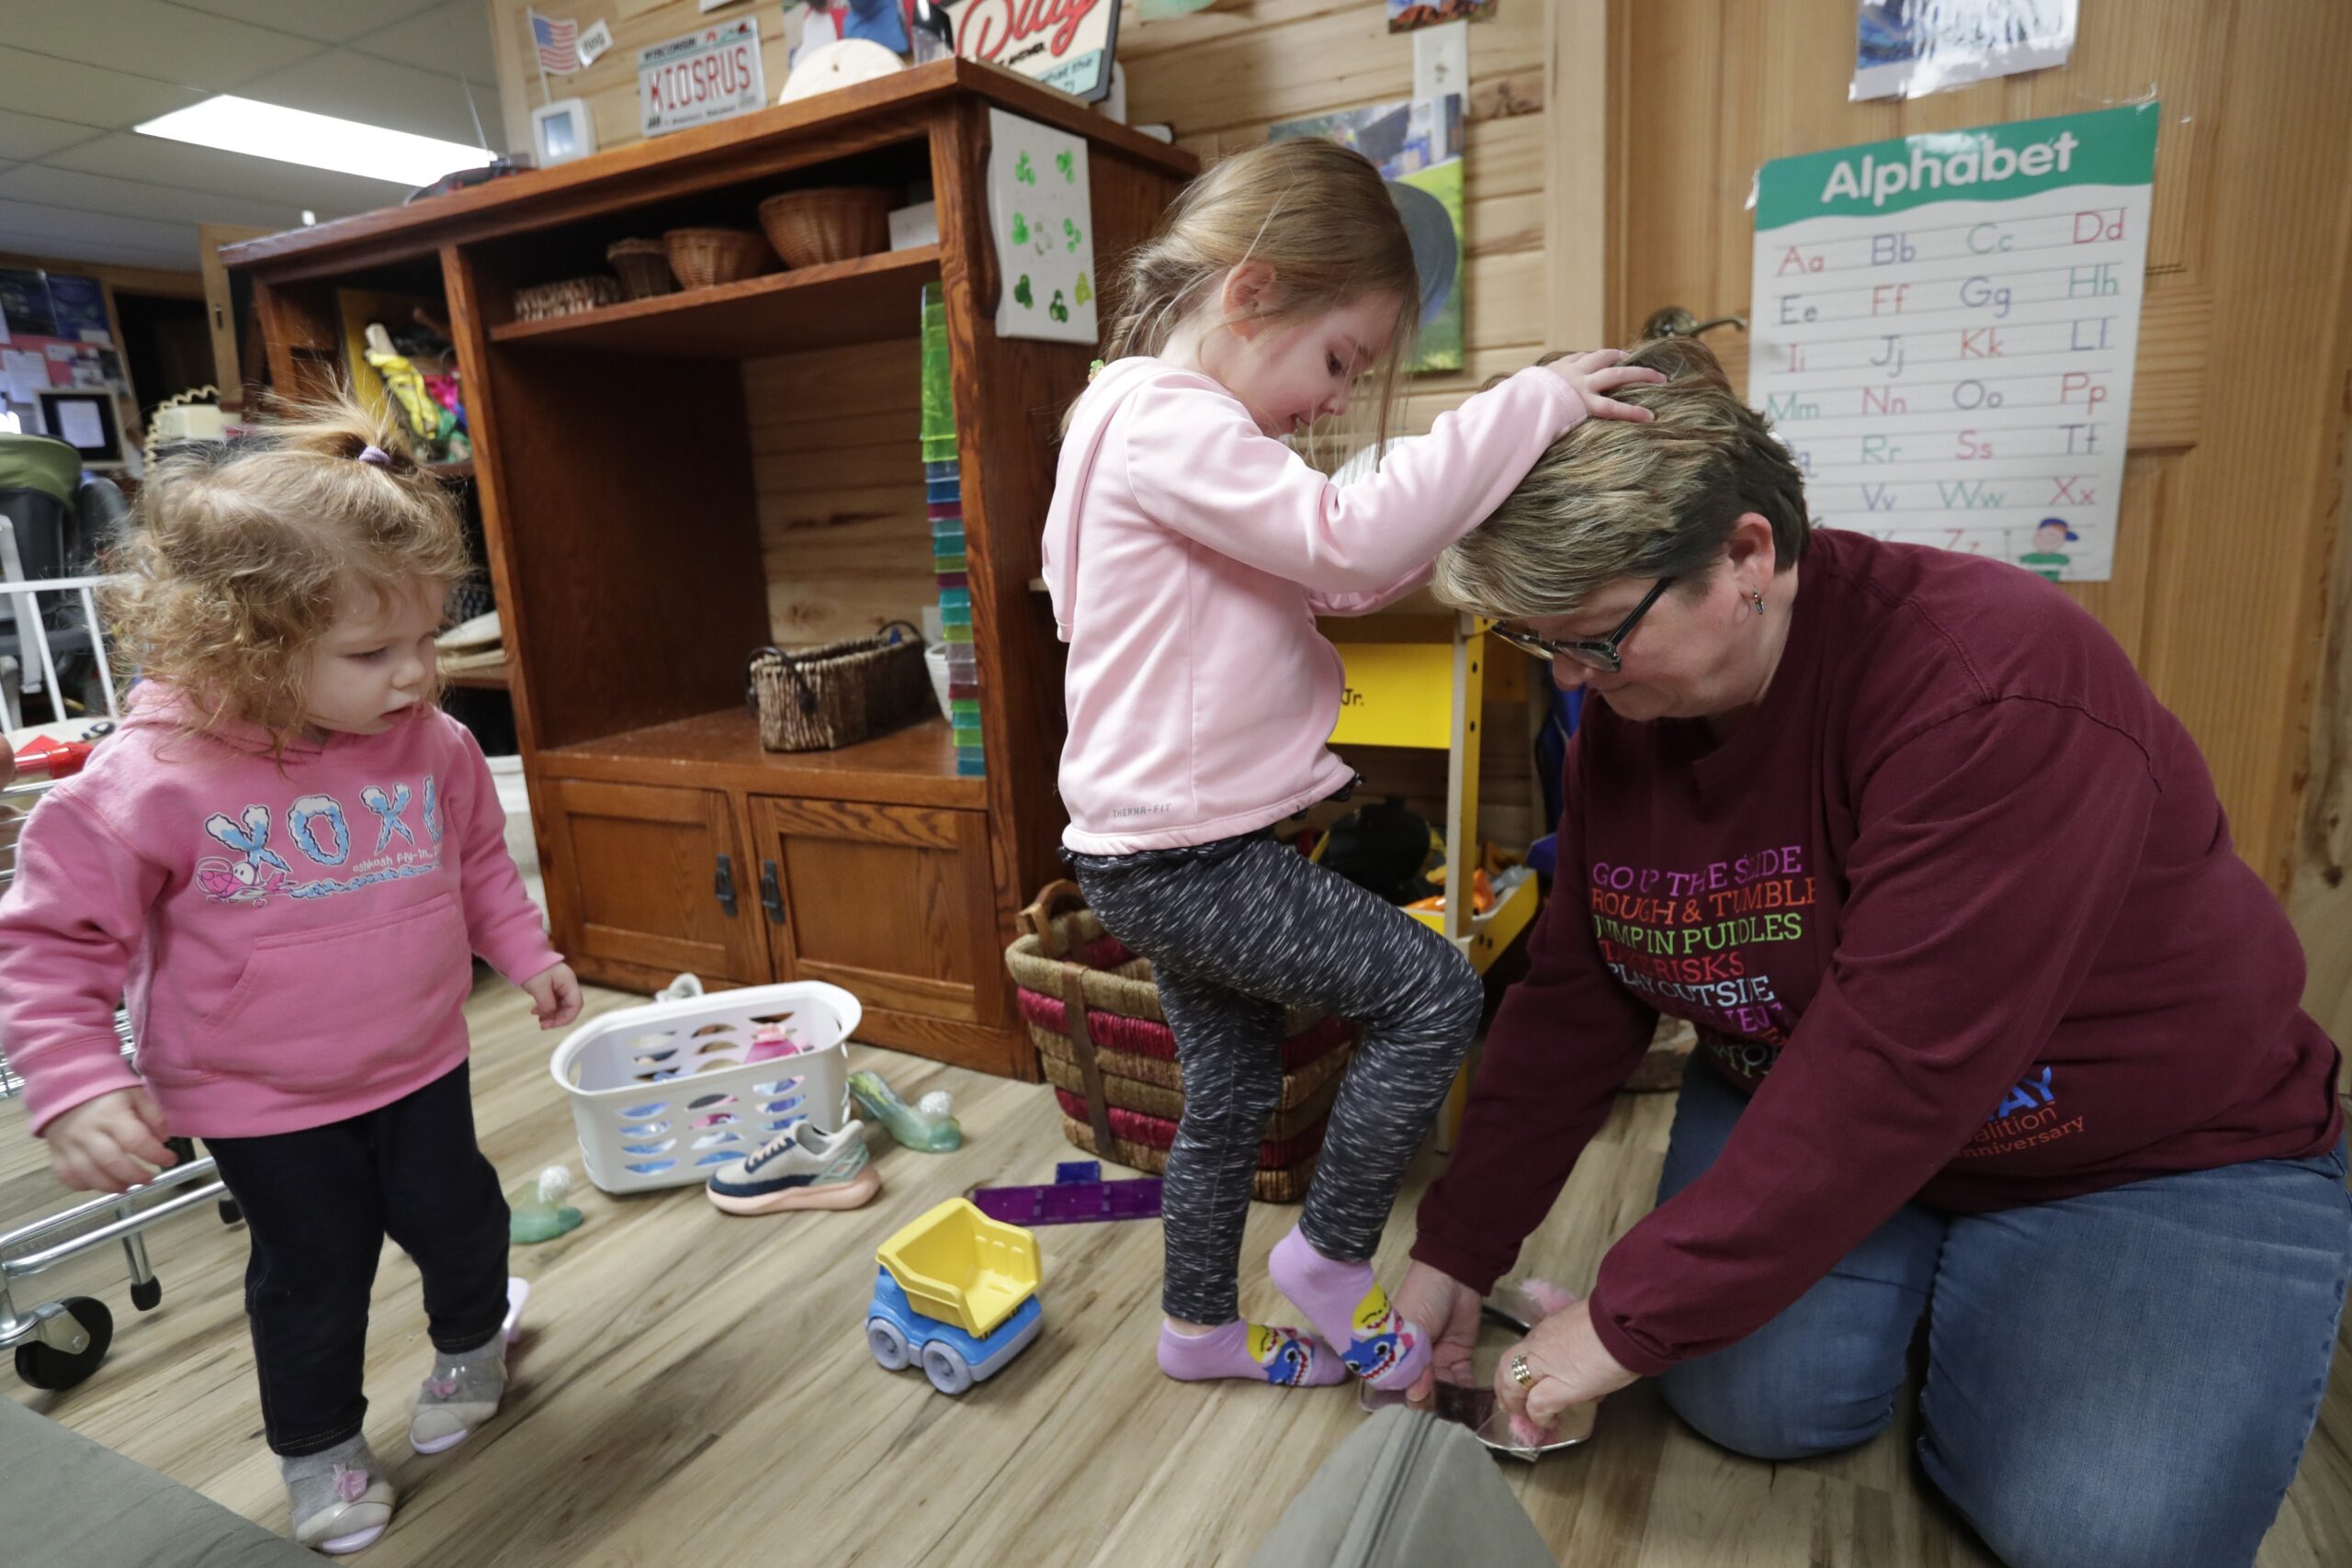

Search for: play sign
xmin=639 ymin=17 xmax=766 ymax=137
xmin=938 ymin=0 xmax=1120 ymax=105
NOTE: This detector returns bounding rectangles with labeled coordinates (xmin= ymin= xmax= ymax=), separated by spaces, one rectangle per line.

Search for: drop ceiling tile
xmin=350 ymin=0 xmax=500 ymax=89
xmin=0 ymin=164 xmax=305 ymax=233
xmin=237 ymin=49 xmax=496 ymax=148
xmin=48 ymin=132 xmax=400 ymax=217
xmin=0 ymin=226 xmax=201 ymax=271
xmin=173 ymin=0 xmax=444 ymax=45
xmin=0 ymin=227 xmax=198 ymax=265
xmin=0 ymin=197 xmax=195 ymax=255
xmin=0 ymin=0 xmax=322 ymax=92
xmin=0 ymin=107 xmax=97 ymax=164
xmin=0 ymin=47 xmax=208 ymax=132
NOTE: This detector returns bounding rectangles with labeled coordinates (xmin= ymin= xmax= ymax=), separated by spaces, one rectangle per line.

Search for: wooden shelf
xmin=429 ymin=459 xmax=476 ymax=480
xmin=489 ymin=247 xmax=941 ymax=358
xmin=541 ymin=707 xmax=982 ymax=807
xmin=228 ymin=71 xmax=1193 ymax=1081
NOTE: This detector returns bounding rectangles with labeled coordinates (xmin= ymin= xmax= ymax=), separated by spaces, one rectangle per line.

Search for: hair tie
xmin=356 ymin=444 xmax=391 ymax=467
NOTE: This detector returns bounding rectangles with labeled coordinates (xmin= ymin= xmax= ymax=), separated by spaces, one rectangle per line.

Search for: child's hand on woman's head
xmin=1542 ymin=348 xmax=1668 ymax=423
xmin=45 ymin=1087 xmax=175 ymax=1193
xmin=523 ymin=962 xmax=582 ymax=1031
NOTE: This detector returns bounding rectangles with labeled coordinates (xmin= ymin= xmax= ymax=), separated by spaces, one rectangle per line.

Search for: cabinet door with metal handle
xmin=536 ymin=778 xmax=767 ymax=987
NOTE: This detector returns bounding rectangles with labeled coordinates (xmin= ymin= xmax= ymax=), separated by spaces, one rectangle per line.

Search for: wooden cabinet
xmin=537 ymin=778 xmax=764 ymax=989
xmin=226 ymin=63 xmax=1193 ymax=1081
xmin=749 ymin=796 xmax=1014 ymax=1074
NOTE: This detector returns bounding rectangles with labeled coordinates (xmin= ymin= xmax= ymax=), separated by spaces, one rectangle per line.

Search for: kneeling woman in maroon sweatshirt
xmin=1397 ymin=338 xmax=2347 ymax=1568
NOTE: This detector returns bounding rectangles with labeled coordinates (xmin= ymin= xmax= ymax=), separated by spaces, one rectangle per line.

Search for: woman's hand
xmin=1394 ymin=1258 xmax=1482 ymax=1406
xmin=1493 ymin=1292 xmax=1640 ymax=1427
xmin=45 ymin=1087 xmax=175 ymax=1193
xmin=523 ymin=962 xmax=582 ymax=1030
xmin=1542 ymin=348 xmax=1666 ymax=423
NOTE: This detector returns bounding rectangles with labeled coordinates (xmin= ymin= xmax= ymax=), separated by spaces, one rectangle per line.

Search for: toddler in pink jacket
xmin=1044 ymin=138 xmax=1660 ymax=1393
xmin=0 ymin=400 xmax=579 ymax=1554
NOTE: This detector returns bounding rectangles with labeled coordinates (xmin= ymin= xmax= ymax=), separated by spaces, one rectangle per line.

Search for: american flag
xmin=530 ymin=11 xmax=581 ymax=74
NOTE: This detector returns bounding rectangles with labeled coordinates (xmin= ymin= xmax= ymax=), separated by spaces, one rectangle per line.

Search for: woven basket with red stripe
xmin=1005 ymin=881 xmax=1361 ymax=1202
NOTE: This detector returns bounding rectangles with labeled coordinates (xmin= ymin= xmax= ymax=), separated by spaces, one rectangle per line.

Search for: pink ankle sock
xmin=1157 ymin=1318 xmax=1348 ymax=1387
xmin=1267 ymin=1226 xmax=1429 ymax=1391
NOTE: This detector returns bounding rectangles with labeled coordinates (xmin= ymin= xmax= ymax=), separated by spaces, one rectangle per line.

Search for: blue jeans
xmin=1653 ymin=1061 xmax=2352 ymax=1568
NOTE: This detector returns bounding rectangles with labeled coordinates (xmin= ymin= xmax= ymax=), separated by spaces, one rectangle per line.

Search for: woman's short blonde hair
xmin=1431 ymin=337 xmax=1810 ymax=619
xmin=100 ymin=392 xmax=470 ymax=748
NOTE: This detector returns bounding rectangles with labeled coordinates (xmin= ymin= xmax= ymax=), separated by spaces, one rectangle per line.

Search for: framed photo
xmin=936 ymin=0 xmax=1121 ymax=106
xmin=1272 ymin=96 xmax=1465 ymax=372
xmin=37 ymin=389 xmax=124 ymax=468
xmin=531 ymin=97 xmax=598 ymax=167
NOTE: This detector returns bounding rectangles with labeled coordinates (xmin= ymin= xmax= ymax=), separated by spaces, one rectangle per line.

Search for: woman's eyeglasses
xmin=1491 ymin=578 xmax=1674 ymax=674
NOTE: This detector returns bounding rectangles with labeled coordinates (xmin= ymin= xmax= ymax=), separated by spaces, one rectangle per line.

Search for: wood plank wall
xmin=743 ymin=340 xmax=933 ymax=646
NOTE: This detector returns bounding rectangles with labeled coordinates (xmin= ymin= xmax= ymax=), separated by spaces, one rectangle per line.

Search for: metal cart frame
xmin=0 ymin=1147 xmax=232 ymax=1388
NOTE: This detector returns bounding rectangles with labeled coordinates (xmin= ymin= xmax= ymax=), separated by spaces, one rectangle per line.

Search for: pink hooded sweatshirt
xmin=0 ymin=687 xmax=561 ymax=1138
xmin=1042 ymin=357 xmax=1586 ymax=854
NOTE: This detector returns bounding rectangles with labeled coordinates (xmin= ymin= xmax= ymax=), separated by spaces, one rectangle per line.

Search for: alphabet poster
xmin=987 ymin=107 xmax=1097 ymax=346
xmin=1748 ymin=104 xmax=2158 ymax=581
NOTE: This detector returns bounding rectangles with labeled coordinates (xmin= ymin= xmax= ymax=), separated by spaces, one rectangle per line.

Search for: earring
xmin=1751 ymin=590 xmax=1766 ymax=616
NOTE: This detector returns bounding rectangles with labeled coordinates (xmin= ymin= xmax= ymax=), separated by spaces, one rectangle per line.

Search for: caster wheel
xmin=130 ymin=1278 xmax=163 ymax=1312
xmin=15 ymin=1297 xmax=113 ymax=1391
xmin=217 ymin=1200 xmax=243 ymax=1226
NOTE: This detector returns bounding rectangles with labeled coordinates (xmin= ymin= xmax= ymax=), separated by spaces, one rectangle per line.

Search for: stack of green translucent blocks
xmin=921 ymin=283 xmax=983 ymax=778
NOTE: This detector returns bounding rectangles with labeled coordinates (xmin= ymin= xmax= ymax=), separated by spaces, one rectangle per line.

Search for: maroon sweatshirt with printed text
xmin=1411 ymin=529 xmax=2344 ymax=1377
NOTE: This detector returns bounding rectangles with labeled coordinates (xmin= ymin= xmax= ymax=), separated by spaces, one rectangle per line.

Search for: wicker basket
xmin=757 ymin=187 xmax=892 ymax=268
xmin=665 ymin=227 xmax=776 ymax=289
xmin=513 ymin=276 xmax=623 ymax=321
xmin=605 ymin=237 xmax=676 ymax=299
xmin=746 ymin=626 xmax=931 ymax=752
xmin=1061 ymin=1111 xmax=1326 ymax=1204
xmin=1004 ymin=882 xmax=1363 ymax=1203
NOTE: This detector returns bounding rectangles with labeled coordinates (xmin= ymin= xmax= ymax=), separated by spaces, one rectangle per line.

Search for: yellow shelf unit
xmin=1327 ymin=610 xmax=1542 ymax=1149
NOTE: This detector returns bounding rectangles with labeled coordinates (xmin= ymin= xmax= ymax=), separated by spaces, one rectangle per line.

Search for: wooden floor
xmin=5 ymin=978 xmax=2348 ymax=1567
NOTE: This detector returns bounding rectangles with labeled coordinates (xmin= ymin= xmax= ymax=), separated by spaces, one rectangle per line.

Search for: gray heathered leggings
xmin=1072 ymin=832 xmax=1485 ymax=1325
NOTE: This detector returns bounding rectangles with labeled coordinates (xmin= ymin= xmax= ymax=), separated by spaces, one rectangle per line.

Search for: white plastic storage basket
xmin=548 ymin=982 xmax=859 ymax=1194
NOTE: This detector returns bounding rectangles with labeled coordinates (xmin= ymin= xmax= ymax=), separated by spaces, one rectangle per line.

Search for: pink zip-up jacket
xmin=1042 ymin=357 xmax=1585 ymax=854
xmin=0 ymin=687 xmax=561 ymax=1138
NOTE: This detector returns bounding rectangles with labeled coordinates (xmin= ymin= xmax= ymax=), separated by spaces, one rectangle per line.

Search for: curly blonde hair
xmin=1432 ymin=337 xmax=1811 ymax=619
xmin=100 ymin=392 xmax=471 ymax=750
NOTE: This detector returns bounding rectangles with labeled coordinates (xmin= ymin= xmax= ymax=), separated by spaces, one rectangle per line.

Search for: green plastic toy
xmin=850 ymin=1070 xmax=963 ymax=1153
xmin=508 ymin=1165 xmax=584 ymax=1244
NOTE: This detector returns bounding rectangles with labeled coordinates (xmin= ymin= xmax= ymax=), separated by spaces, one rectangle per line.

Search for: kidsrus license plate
xmin=638 ymin=17 xmax=767 ymax=138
